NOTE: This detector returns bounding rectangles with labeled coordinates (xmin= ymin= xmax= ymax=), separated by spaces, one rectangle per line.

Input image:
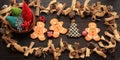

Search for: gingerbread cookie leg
xmin=30 ymin=33 xmax=38 ymax=39
xmin=85 ymin=35 xmax=92 ymax=41
xmin=53 ymin=31 xmax=60 ymax=38
xmin=38 ymin=35 xmax=46 ymax=41
xmin=93 ymin=35 xmax=100 ymax=41
xmin=60 ymin=28 xmax=68 ymax=34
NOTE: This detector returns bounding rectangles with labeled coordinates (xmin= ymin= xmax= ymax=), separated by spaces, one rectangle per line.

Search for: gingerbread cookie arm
xmin=97 ymin=28 xmax=100 ymax=33
xmin=44 ymin=28 xmax=47 ymax=33
xmin=59 ymin=21 xmax=64 ymax=26
xmin=49 ymin=26 xmax=54 ymax=30
xmin=33 ymin=26 xmax=37 ymax=31
xmin=85 ymin=28 xmax=89 ymax=32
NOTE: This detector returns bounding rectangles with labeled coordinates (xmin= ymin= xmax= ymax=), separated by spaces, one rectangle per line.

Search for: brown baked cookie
xmin=30 ymin=22 xmax=47 ymax=41
xmin=49 ymin=18 xmax=67 ymax=38
xmin=85 ymin=22 xmax=100 ymax=41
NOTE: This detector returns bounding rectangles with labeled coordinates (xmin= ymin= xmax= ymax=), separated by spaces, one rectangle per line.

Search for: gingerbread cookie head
xmin=88 ymin=22 xmax=97 ymax=28
xmin=37 ymin=22 xmax=45 ymax=28
xmin=50 ymin=18 xmax=59 ymax=25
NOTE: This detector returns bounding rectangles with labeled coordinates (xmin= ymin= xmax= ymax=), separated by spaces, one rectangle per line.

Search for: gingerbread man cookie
xmin=49 ymin=18 xmax=67 ymax=38
xmin=30 ymin=22 xmax=47 ymax=41
xmin=85 ymin=22 xmax=100 ymax=41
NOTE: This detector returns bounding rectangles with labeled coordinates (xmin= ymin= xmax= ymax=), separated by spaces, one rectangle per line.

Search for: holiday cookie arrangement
xmin=0 ymin=0 xmax=120 ymax=60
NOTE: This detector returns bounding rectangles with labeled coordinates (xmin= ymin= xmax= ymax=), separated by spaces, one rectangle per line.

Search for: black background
xmin=0 ymin=0 xmax=120 ymax=60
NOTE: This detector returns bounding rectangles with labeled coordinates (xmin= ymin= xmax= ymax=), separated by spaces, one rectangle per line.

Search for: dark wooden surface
xmin=0 ymin=0 xmax=120 ymax=60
